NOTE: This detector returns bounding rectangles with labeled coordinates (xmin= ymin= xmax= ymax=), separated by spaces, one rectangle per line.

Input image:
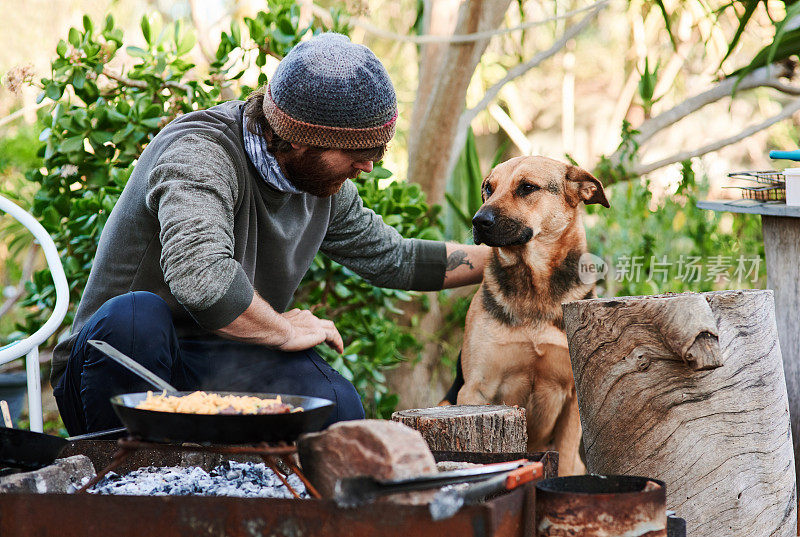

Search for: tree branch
xmin=632 ymin=96 xmax=800 ymax=176
xmin=0 ymin=102 xmax=47 ymax=129
xmin=461 ymin=4 xmax=605 ymax=128
xmin=102 ymin=71 xmax=191 ymax=93
xmin=608 ymin=63 xmax=796 ymax=168
xmin=762 ymin=79 xmax=800 ymax=95
xmin=445 ymin=2 xmax=605 ymax=180
xmin=308 ymin=0 xmax=609 ymax=44
xmin=488 ymin=104 xmax=531 ymax=154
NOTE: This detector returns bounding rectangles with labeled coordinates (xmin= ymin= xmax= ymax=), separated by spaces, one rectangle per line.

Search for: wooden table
xmin=698 ymin=199 xmax=800 ymax=485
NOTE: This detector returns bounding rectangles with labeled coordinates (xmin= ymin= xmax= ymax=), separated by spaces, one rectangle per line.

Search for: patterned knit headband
xmin=262 ymin=33 xmax=397 ymax=150
xmin=263 ymin=85 xmax=397 ymax=149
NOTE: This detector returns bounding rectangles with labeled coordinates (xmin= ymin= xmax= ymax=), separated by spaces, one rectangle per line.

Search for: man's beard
xmin=282 ymin=148 xmax=353 ymax=197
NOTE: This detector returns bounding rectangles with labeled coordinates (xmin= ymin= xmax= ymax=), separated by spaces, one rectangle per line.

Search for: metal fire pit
xmin=534 ymin=475 xmax=666 ymax=537
xmin=0 ymin=440 xmax=558 ymax=537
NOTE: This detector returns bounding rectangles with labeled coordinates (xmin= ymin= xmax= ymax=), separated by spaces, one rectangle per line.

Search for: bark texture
xmin=392 ymin=405 xmax=527 ymax=453
xmin=562 ymin=290 xmax=796 ymax=537
xmin=762 ymin=215 xmax=800 ymax=488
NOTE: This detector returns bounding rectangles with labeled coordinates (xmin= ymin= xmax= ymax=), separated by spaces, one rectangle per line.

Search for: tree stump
xmin=562 ymin=289 xmax=796 ymax=537
xmin=391 ymin=405 xmax=527 ymax=453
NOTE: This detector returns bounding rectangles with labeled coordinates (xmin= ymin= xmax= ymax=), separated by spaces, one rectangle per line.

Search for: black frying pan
xmin=0 ymin=426 xmax=127 ymax=470
xmin=89 ymin=340 xmax=335 ymax=445
xmin=111 ymin=392 xmax=333 ymax=444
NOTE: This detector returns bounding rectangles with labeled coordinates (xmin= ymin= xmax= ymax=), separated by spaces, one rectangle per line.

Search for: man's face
xmin=283 ymin=147 xmax=381 ymax=198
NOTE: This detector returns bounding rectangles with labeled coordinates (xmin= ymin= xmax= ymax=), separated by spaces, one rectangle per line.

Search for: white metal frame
xmin=0 ymin=195 xmax=69 ymax=432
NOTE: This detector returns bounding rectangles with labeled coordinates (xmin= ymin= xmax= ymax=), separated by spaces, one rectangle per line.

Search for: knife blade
xmin=429 ymin=462 xmax=544 ymax=521
xmin=334 ymin=459 xmax=530 ymax=508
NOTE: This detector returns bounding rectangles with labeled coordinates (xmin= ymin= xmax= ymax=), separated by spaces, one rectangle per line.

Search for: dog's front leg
xmin=457 ymin=334 xmax=510 ymax=405
xmin=552 ymin=391 xmax=585 ymax=476
xmin=456 ymin=374 xmax=503 ymax=406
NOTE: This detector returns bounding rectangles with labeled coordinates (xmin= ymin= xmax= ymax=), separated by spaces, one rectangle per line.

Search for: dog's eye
xmin=484 ymin=183 xmax=493 ymax=196
xmin=518 ymin=183 xmax=541 ymax=196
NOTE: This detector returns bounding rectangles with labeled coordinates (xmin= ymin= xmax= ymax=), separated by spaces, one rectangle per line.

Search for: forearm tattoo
xmin=446 ymin=249 xmax=475 ymax=272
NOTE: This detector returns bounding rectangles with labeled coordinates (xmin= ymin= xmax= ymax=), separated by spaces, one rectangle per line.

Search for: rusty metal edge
xmin=1 ymin=443 xmax=549 ymax=537
xmin=534 ymin=475 xmax=667 ymax=537
xmin=0 ymin=486 xmax=536 ymax=537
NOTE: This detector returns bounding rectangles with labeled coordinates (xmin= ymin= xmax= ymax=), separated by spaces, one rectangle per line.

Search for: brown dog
xmin=447 ymin=155 xmax=608 ymax=476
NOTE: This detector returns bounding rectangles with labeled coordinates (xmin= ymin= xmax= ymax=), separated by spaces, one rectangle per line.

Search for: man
xmin=51 ymin=32 xmax=489 ymax=434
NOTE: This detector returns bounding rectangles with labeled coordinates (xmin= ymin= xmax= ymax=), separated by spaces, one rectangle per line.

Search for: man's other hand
xmin=216 ymin=293 xmax=343 ymax=353
xmin=278 ymin=308 xmax=344 ymax=353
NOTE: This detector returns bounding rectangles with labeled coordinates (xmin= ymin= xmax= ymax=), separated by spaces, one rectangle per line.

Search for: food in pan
xmin=135 ymin=391 xmax=303 ymax=415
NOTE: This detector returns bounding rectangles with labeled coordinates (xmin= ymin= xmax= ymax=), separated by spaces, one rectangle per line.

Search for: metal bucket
xmin=535 ymin=475 xmax=666 ymax=537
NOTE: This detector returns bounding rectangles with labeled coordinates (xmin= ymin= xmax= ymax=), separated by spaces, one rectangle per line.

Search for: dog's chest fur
xmin=481 ymin=247 xmax=593 ymax=330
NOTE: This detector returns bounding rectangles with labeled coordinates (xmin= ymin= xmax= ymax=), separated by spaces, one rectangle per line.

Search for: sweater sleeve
xmin=320 ymin=180 xmax=447 ymax=291
xmin=145 ymin=133 xmax=254 ymax=329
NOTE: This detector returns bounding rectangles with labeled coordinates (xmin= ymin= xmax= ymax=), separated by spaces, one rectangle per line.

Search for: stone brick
xmin=0 ymin=455 xmax=95 ymax=494
xmin=297 ymin=419 xmax=438 ymax=502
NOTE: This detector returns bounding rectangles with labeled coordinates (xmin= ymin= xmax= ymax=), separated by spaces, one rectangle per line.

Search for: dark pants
xmin=54 ymin=292 xmax=365 ymax=435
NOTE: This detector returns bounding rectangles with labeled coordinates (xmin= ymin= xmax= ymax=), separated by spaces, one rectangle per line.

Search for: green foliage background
xmin=585 ymin=162 xmax=765 ymax=297
xmin=2 ymin=0 xmax=769 ymax=422
xmin=0 ymin=125 xmax=43 ymax=338
xmin=8 ymin=3 xmax=440 ymax=418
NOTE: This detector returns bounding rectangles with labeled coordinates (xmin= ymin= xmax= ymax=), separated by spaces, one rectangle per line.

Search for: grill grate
xmin=726 ymin=170 xmax=786 ymax=202
xmin=75 ymin=437 xmax=319 ymax=498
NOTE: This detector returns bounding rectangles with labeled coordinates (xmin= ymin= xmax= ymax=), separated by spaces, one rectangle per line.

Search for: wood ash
xmin=79 ymin=460 xmax=308 ymax=498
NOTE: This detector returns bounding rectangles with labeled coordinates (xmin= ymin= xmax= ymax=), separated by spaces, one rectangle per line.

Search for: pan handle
xmin=88 ymin=340 xmax=178 ymax=394
xmin=66 ymin=427 xmax=128 ymax=441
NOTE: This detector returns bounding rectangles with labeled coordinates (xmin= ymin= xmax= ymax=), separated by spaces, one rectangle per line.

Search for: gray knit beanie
xmin=262 ymin=33 xmax=397 ymax=149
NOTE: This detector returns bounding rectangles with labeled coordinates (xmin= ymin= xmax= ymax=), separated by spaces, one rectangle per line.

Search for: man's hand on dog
xmin=442 ymin=243 xmax=491 ymax=288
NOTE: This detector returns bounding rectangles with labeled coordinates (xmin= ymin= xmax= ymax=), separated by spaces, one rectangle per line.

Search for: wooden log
xmin=391 ymin=405 xmax=527 ymax=453
xmin=762 ymin=215 xmax=800 ymax=487
xmin=562 ymin=289 xmax=796 ymax=537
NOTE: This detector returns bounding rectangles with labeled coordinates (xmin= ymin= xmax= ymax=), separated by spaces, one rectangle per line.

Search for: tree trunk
xmin=407 ymin=0 xmax=511 ymax=204
xmin=392 ymin=405 xmax=527 ymax=453
xmin=562 ymin=290 xmax=796 ymax=537
xmin=409 ymin=0 xmax=461 ymax=140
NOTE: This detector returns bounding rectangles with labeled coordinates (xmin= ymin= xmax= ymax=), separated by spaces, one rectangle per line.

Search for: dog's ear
xmin=566 ymin=166 xmax=610 ymax=208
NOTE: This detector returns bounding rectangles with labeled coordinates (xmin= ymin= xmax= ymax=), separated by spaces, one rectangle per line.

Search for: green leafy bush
xmin=22 ymin=12 xmax=230 ymax=333
xmin=0 ymin=124 xmax=45 ymax=341
xmin=585 ymin=161 xmax=765 ymax=297
xmin=587 ymin=115 xmax=765 ymax=297
xmin=16 ymin=4 xmax=438 ymax=417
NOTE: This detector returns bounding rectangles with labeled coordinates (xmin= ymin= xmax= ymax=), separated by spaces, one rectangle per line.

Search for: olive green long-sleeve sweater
xmin=50 ymin=100 xmax=447 ymax=387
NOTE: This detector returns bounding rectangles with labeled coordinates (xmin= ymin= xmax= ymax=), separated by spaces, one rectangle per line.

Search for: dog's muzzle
xmin=472 ymin=207 xmax=533 ymax=247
